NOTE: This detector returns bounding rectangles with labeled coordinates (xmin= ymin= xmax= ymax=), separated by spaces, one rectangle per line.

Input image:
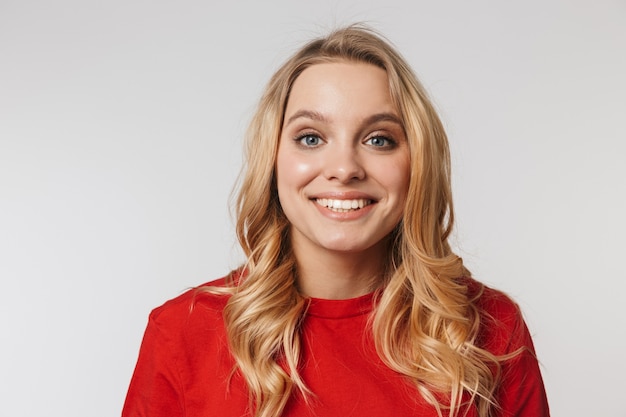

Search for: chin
xmin=319 ymin=239 xmax=380 ymax=254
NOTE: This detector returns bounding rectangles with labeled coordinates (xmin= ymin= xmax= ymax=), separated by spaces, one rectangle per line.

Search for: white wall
xmin=1 ymin=1 xmax=624 ymax=416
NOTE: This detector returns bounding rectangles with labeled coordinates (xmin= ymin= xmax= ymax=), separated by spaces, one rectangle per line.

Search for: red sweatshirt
xmin=123 ymin=276 xmax=549 ymax=416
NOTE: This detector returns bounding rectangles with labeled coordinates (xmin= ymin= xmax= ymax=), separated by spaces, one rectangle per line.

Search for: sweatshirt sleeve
xmin=491 ymin=300 xmax=550 ymax=417
xmin=122 ymin=311 xmax=185 ymax=417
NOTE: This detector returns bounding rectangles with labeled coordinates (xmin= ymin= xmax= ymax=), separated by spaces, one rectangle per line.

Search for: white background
xmin=1 ymin=0 xmax=625 ymax=416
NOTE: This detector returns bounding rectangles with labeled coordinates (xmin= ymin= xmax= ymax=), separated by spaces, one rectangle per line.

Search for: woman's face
xmin=276 ymin=61 xmax=410 ymax=258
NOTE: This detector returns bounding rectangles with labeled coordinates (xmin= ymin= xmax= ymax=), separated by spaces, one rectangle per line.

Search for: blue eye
xmin=298 ymin=134 xmax=321 ymax=147
xmin=366 ymin=136 xmax=394 ymax=148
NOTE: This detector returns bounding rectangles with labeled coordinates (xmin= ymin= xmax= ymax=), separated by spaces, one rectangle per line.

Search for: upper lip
xmin=309 ymin=191 xmax=377 ymax=201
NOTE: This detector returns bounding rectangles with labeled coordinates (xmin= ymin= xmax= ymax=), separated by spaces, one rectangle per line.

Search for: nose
xmin=323 ymin=144 xmax=365 ymax=183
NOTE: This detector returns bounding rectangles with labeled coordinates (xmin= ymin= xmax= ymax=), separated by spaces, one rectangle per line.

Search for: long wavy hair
xmin=208 ymin=25 xmax=506 ymax=417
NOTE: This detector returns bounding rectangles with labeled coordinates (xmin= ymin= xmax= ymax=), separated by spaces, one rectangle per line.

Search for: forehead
xmin=284 ymin=62 xmax=397 ymax=121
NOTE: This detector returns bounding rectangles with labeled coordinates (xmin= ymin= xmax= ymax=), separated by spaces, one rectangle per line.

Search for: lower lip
xmin=312 ymin=200 xmax=375 ymax=220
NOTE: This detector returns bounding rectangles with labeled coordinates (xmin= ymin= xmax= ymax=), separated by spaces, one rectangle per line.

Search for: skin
xmin=276 ymin=61 xmax=410 ymax=299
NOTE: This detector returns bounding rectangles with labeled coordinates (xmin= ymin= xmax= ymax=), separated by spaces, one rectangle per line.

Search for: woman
xmin=123 ymin=26 xmax=549 ymax=417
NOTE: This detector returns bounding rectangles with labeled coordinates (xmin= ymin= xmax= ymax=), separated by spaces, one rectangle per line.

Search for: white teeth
xmin=315 ymin=198 xmax=372 ymax=212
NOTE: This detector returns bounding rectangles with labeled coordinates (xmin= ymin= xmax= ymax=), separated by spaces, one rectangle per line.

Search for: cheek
xmin=388 ymin=157 xmax=411 ymax=204
xmin=276 ymin=150 xmax=318 ymax=189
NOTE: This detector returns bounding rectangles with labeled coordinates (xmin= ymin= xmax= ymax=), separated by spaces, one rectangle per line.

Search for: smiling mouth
xmin=315 ymin=198 xmax=373 ymax=212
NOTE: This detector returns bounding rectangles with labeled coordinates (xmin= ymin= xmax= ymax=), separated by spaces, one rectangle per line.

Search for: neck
xmin=292 ymin=240 xmax=389 ymax=300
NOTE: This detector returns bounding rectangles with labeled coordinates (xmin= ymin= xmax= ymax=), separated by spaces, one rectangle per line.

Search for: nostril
xmin=323 ymin=160 xmax=366 ymax=182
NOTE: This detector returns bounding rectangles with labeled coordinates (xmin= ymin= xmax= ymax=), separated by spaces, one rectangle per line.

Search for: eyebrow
xmin=364 ymin=112 xmax=403 ymax=126
xmin=285 ymin=110 xmax=329 ymax=125
xmin=285 ymin=110 xmax=403 ymax=127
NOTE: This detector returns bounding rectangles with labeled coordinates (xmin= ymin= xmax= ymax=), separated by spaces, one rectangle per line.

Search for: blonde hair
xmin=210 ymin=25 xmax=506 ymax=417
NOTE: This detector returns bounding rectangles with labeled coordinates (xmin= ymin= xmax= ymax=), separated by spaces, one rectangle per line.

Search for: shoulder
xmin=464 ymin=278 xmax=533 ymax=356
xmin=464 ymin=279 xmax=550 ymax=415
xmin=123 ymin=274 xmax=241 ymax=416
xmin=468 ymin=278 xmax=521 ymax=321
xmin=146 ymin=274 xmax=237 ymax=341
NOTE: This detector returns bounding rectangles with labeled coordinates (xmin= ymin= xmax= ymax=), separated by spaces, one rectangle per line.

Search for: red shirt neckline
xmin=305 ymin=292 xmax=375 ymax=319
